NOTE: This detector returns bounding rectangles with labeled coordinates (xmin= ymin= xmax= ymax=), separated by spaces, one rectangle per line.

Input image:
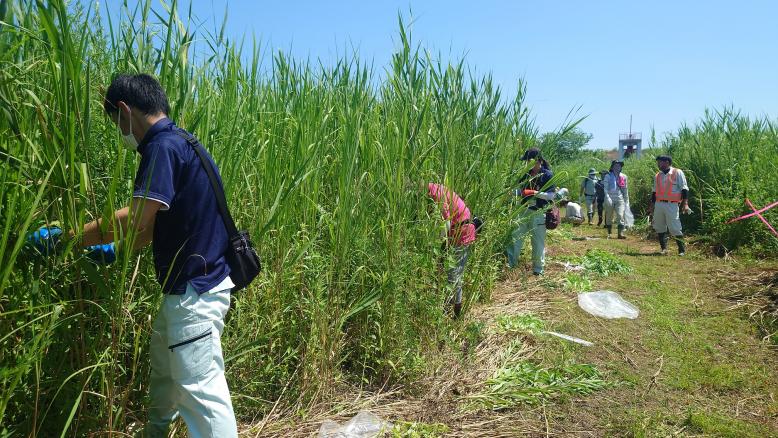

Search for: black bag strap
xmin=174 ymin=130 xmax=239 ymax=237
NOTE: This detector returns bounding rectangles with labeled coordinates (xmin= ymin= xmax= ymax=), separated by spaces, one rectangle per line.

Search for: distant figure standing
xmin=603 ymin=160 xmax=629 ymax=239
xmin=580 ymin=168 xmax=599 ymax=225
xmin=506 ymin=148 xmax=556 ymax=276
xmin=649 ymin=155 xmax=690 ymax=255
xmin=427 ymin=183 xmax=477 ymax=317
xmin=595 ymin=170 xmax=607 ymax=226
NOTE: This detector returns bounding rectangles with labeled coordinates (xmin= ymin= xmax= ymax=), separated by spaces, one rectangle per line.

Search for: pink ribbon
xmin=727 ymin=199 xmax=778 ymax=238
xmin=745 ymin=199 xmax=778 ymax=238
xmin=726 ymin=200 xmax=778 ymax=224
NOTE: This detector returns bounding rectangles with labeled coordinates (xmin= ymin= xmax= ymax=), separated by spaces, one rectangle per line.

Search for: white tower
xmin=618 ymin=116 xmax=641 ymax=159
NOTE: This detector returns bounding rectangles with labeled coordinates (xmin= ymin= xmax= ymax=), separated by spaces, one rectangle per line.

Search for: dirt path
xmin=536 ymin=226 xmax=778 ymax=437
xmin=246 ymin=225 xmax=778 ymax=437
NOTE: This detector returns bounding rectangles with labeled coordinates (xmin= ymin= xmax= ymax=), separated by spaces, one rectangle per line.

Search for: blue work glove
xmin=85 ymin=243 xmax=116 ymax=265
xmin=26 ymin=226 xmax=63 ymax=255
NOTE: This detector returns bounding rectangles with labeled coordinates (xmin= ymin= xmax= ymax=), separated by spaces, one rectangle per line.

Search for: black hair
xmin=103 ymin=73 xmax=170 ymax=116
xmin=609 ymin=160 xmax=624 ymax=172
xmin=521 ymin=147 xmax=551 ymax=170
xmin=656 ymin=155 xmax=673 ymax=164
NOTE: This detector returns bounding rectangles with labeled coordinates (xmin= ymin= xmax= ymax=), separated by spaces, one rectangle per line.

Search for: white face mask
xmin=119 ymin=110 xmax=138 ymax=151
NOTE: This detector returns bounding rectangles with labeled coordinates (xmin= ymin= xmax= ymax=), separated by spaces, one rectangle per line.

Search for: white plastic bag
xmin=318 ymin=411 xmax=393 ymax=438
xmin=578 ymin=291 xmax=639 ymax=319
xmin=624 ymin=203 xmax=635 ymax=228
xmin=558 ymin=261 xmax=585 ymax=272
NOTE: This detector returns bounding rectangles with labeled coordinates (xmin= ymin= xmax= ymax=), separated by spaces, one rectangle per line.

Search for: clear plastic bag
xmin=318 ymin=411 xmax=394 ymax=438
xmin=578 ymin=291 xmax=639 ymax=319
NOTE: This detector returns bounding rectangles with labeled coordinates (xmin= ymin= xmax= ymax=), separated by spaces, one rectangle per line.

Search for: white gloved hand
xmin=535 ymin=191 xmax=555 ymax=201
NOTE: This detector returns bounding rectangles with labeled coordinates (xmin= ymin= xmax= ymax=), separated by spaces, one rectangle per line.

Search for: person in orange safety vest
xmin=648 ymin=155 xmax=691 ymax=255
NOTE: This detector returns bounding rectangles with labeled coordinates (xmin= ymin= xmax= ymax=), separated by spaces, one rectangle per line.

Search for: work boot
xmin=606 ymin=225 xmax=612 ymax=238
xmin=587 ymin=212 xmax=594 ymax=225
xmin=617 ymin=225 xmax=626 ymax=239
xmin=676 ymin=236 xmax=686 ymax=256
xmin=452 ymin=302 xmax=462 ymax=319
xmin=597 ymin=214 xmax=603 ymax=226
xmin=658 ymin=232 xmax=668 ymax=255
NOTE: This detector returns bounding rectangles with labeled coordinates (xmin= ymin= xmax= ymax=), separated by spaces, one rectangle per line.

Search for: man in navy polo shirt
xmin=66 ymin=73 xmax=236 ymax=437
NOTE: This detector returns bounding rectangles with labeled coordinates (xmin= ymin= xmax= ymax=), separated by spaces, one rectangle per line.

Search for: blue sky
xmin=112 ymin=0 xmax=778 ymax=149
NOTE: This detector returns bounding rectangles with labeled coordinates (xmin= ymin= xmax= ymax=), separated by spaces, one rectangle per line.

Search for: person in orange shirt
xmin=649 ymin=155 xmax=691 ymax=255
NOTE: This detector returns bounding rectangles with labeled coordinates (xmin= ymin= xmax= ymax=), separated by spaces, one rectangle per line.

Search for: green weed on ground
xmin=391 ymin=420 xmax=449 ymax=437
xmin=579 ymin=248 xmax=633 ymax=276
xmin=495 ymin=313 xmax=545 ymax=334
xmin=563 ymin=272 xmax=593 ymax=292
xmin=467 ymin=361 xmax=611 ymax=410
xmin=685 ymin=410 xmax=774 ymax=438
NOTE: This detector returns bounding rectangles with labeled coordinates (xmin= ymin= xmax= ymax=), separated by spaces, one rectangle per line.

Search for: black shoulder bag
xmin=176 ymin=131 xmax=261 ymax=292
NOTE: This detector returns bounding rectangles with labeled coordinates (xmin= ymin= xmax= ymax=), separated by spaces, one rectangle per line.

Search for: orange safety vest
xmin=655 ymin=169 xmax=682 ymax=202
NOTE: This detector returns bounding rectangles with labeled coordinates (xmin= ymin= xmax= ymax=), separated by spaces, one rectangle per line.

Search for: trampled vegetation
xmin=1 ymin=1 xmax=776 ymax=436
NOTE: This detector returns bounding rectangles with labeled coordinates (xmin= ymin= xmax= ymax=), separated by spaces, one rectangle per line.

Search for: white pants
xmin=605 ymin=191 xmax=626 ymax=227
xmin=652 ymin=201 xmax=683 ymax=236
xmin=146 ymin=280 xmax=237 ymax=438
xmin=506 ymin=209 xmax=546 ymax=274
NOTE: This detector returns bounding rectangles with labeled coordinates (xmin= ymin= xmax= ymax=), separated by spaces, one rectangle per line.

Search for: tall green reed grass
xmin=0 ymin=1 xmax=549 ymax=434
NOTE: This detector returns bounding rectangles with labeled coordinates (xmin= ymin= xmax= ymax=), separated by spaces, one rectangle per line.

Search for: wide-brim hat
xmin=588 ymin=168 xmax=597 ymax=175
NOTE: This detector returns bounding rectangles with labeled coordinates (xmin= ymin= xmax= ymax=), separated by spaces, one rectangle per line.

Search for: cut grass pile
xmin=495 ymin=313 xmax=545 ymax=335
xmin=390 ymin=421 xmax=449 ymax=437
xmin=467 ymin=361 xmax=611 ymax=411
xmin=579 ymin=248 xmax=633 ymax=276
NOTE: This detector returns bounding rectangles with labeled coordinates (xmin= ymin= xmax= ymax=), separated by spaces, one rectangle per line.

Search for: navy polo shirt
xmin=518 ymin=168 xmax=555 ymax=210
xmin=133 ymin=118 xmax=231 ymax=294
